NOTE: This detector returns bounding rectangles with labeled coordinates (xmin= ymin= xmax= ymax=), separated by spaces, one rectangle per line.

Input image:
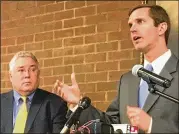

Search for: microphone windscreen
xmin=132 ymin=64 xmax=143 ymax=76
xmin=115 ymin=129 xmax=123 ymax=134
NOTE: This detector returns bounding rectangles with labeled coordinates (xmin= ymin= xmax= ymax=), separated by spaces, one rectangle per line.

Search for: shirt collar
xmin=144 ymin=49 xmax=171 ymax=74
xmin=13 ymin=90 xmax=36 ymax=104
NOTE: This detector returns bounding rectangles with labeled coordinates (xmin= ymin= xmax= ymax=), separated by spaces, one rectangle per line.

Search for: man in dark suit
xmin=53 ymin=4 xmax=178 ymax=133
xmin=0 ymin=51 xmax=68 ymax=133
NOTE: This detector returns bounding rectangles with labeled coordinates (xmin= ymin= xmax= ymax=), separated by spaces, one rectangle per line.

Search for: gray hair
xmin=9 ymin=51 xmax=39 ymax=71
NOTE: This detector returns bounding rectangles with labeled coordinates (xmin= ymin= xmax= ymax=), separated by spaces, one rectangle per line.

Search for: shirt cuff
xmin=147 ymin=117 xmax=152 ymax=133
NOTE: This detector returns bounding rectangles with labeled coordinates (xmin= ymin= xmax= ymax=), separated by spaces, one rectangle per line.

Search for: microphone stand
xmin=142 ymin=75 xmax=179 ymax=104
xmin=148 ymin=83 xmax=179 ymax=104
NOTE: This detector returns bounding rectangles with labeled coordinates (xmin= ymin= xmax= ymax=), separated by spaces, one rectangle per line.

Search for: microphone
xmin=60 ymin=97 xmax=91 ymax=134
xmin=132 ymin=64 xmax=171 ymax=88
xmin=114 ymin=129 xmax=123 ymax=134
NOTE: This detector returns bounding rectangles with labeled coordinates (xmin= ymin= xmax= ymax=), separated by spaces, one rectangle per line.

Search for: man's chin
xmin=20 ymin=87 xmax=36 ymax=95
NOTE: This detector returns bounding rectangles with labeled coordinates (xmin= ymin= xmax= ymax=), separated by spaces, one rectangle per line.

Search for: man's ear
xmin=158 ymin=22 xmax=168 ymax=36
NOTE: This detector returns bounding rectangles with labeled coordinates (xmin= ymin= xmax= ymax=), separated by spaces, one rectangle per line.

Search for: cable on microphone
xmin=60 ymin=97 xmax=91 ymax=134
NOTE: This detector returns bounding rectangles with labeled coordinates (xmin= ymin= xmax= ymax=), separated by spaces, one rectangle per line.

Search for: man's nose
xmin=130 ymin=24 xmax=137 ymax=32
xmin=24 ymin=70 xmax=30 ymax=77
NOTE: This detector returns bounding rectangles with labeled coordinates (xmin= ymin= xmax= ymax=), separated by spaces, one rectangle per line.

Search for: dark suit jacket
xmin=0 ymin=88 xmax=68 ymax=133
xmin=77 ymin=54 xmax=179 ymax=133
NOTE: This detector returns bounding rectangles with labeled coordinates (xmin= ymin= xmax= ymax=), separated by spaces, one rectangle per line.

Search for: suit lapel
xmin=3 ymin=91 xmax=13 ymax=133
xmin=143 ymin=54 xmax=178 ymax=112
xmin=25 ymin=89 xmax=45 ymax=133
xmin=128 ymin=74 xmax=140 ymax=107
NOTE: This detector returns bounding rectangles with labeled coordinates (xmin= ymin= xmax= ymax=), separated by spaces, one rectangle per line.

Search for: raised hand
xmin=52 ymin=73 xmax=81 ymax=104
xmin=127 ymin=106 xmax=152 ymax=132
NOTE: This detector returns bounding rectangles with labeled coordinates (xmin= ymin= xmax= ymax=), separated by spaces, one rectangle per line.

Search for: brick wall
xmin=1 ymin=1 xmax=141 ymax=111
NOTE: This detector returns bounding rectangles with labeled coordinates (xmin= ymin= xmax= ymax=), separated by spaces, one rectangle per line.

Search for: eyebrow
xmin=17 ymin=65 xmax=37 ymax=69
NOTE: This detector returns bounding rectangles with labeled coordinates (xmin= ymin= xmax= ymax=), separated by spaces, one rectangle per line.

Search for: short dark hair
xmin=128 ymin=4 xmax=171 ymax=44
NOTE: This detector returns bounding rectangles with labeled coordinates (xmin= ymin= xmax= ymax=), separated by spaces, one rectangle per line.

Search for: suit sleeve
xmin=51 ymin=97 xmax=68 ymax=133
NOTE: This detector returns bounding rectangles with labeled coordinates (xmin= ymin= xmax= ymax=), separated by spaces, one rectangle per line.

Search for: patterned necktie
xmin=138 ymin=64 xmax=153 ymax=108
xmin=13 ymin=96 xmax=28 ymax=133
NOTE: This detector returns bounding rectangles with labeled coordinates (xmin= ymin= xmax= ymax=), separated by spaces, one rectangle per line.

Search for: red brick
xmin=1 ymin=37 xmax=16 ymax=46
xmin=43 ymin=39 xmax=62 ymax=49
xmin=35 ymin=32 xmax=53 ymax=42
xmin=75 ymin=6 xmax=96 ymax=17
xmin=1 ymin=11 xmax=9 ymax=21
xmin=97 ymin=22 xmax=121 ymax=32
xmin=2 ymin=20 xmax=17 ymax=29
xmin=1 ymin=63 xmax=9 ymax=71
xmin=107 ymin=91 xmax=117 ymax=101
xmin=44 ymin=57 xmax=63 ymax=67
xmin=40 ymin=67 xmax=53 ymax=76
xmin=6 ymin=9 xmax=25 ymax=20
xmin=85 ymin=14 xmax=107 ymax=25
xmin=132 ymin=49 xmax=141 ymax=58
xmin=1 ymin=72 xmax=9 ymax=81
xmin=97 ymin=2 xmax=122 ymax=13
xmin=43 ymin=76 xmax=61 ymax=86
xmin=53 ymin=47 xmax=73 ymax=57
xmin=96 ymin=61 xmax=118 ymax=72
xmin=108 ymin=10 xmax=129 ymax=22
xmin=108 ymin=50 xmax=132 ymax=60
xmin=96 ymin=41 xmax=118 ymax=52
xmin=74 ymin=63 xmax=95 ymax=73
xmin=35 ymin=14 xmax=54 ymax=24
xmin=85 ymin=92 xmax=106 ymax=101
xmin=121 ymin=19 xmax=130 ymax=30
xmin=25 ymin=42 xmax=43 ymax=51
xmin=65 ymin=1 xmax=85 ymax=9
xmin=75 ymin=25 xmax=95 ymax=36
xmin=45 ymin=3 xmax=64 ymax=13
xmin=17 ymin=1 xmax=36 ymax=10
xmin=54 ymin=29 xmax=74 ymax=39
xmin=54 ymin=21 xmax=62 ymax=30
xmin=1 ymin=47 xmax=7 ymax=55
xmin=64 ymin=18 xmax=83 ymax=28
xmin=1 ymin=81 xmax=6 ymax=89
xmin=7 ymin=45 xmax=24 ymax=54
xmin=38 ymin=59 xmax=44 ymax=68
xmin=108 ymin=30 xmax=130 ymax=41
xmin=79 ymin=83 xmax=96 ymax=93
xmin=1 ymin=54 xmax=14 ymax=63
xmin=86 ymin=1 xmax=108 ymax=6
xmin=86 ymin=72 xmax=108 ymax=82
xmin=97 ymin=81 xmax=117 ymax=91
xmin=74 ymin=44 xmax=95 ymax=55
xmin=85 ymin=33 xmax=106 ymax=44
xmin=1 ymin=1 xmax=18 ymax=11
xmin=24 ymin=6 xmax=45 ymax=17
xmin=40 ymin=86 xmax=54 ymax=92
xmin=64 ymin=36 xmax=83 ymax=47
xmin=53 ymin=65 xmax=72 ymax=75
xmin=96 ymin=102 xmax=111 ymax=111
xmin=64 ymin=55 xmax=84 ymax=65
xmin=64 ymin=73 xmax=85 ymax=84
xmin=120 ymin=59 xmax=140 ymax=70
xmin=85 ymin=53 xmax=106 ymax=63
xmin=36 ymin=1 xmax=55 ymax=7
xmin=55 ymin=10 xmax=74 ymax=20
xmin=17 ymin=35 xmax=34 ymax=44
xmin=121 ymin=1 xmax=141 ymax=8
xmin=34 ymin=49 xmax=53 ymax=59
xmin=109 ymin=70 xmax=128 ymax=81
xmin=120 ymin=39 xmax=134 ymax=50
